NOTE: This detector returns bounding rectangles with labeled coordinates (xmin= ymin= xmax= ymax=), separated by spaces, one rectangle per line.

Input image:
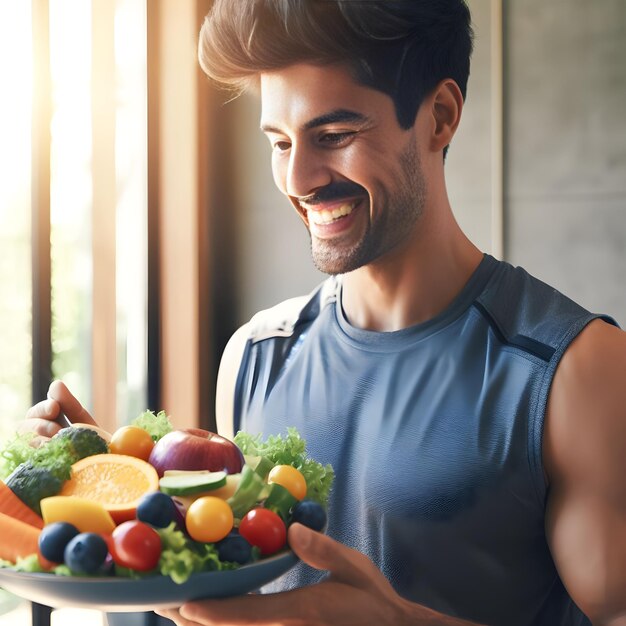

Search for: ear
xmin=427 ymin=79 xmax=463 ymax=153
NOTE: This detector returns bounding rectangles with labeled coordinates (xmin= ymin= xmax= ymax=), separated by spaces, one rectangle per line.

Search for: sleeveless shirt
xmin=232 ymin=254 xmax=617 ymax=626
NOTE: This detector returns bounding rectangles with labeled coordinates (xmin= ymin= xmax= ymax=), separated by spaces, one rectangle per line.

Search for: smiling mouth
xmin=306 ymin=201 xmax=356 ymax=226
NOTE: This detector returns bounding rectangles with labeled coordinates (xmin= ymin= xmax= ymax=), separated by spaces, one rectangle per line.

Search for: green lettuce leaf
xmin=234 ymin=427 xmax=334 ymax=506
xmin=0 ymin=431 xmax=77 ymax=482
xmin=131 ymin=410 xmax=173 ymax=442
xmin=156 ymin=523 xmax=236 ymax=584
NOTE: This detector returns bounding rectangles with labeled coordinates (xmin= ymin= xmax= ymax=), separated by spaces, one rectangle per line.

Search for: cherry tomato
xmin=239 ymin=508 xmax=286 ymax=556
xmin=109 ymin=425 xmax=155 ymax=461
xmin=111 ymin=520 xmax=161 ymax=571
xmin=186 ymin=496 xmax=234 ymax=543
xmin=267 ymin=464 xmax=307 ymax=500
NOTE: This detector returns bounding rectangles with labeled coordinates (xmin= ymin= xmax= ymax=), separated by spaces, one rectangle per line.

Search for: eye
xmin=318 ymin=131 xmax=355 ymax=146
xmin=272 ymin=140 xmax=291 ymax=153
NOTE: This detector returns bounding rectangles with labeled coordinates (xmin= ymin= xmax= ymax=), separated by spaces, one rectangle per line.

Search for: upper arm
xmin=215 ymin=323 xmax=250 ymax=440
xmin=544 ymin=319 xmax=626 ymax=624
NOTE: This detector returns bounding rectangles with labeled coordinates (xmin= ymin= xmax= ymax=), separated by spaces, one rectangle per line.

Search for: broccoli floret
xmin=0 ymin=427 xmax=108 ymax=515
xmin=53 ymin=426 xmax=109 ymax=461
xmin=5 ymin=462 xmax=64 ymax=515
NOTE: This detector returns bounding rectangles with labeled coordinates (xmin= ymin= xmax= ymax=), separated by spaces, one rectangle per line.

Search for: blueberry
xmin=63 ymin=532 xmax=109 ymax=574
xmin=38 ymin=522 xmax=80 ymax=563
xmin=291 ymin=500 xmax=327 ymax=532
xmin=216 ymin=531 xmax=253 ymax=565
xmin=136 ymin=491 xmax=177 ymax=528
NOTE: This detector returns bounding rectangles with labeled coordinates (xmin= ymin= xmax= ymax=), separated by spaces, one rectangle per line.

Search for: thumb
xmin=287 ymin=523 xmax=385 ymax=590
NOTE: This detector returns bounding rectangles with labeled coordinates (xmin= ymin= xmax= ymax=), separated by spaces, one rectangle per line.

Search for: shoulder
xmin=215 ymin=323 xmax=252 ymax=439
xmin=476 ymin=260 xmax=614 ymax=364
xmin=246 ymin=276 xmax=340 ymax=343
xmin=544 ymin=318 xmax=626 ymax=486
xmin=215 ymin=294 xmax=313 ymax=438
xmin=247 ymin=295 xmax=314 ymax=343
xmin=214 ymin=277 xmax=340 ymax=438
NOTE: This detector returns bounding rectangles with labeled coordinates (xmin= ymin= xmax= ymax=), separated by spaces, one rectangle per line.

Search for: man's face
xmin=260 ymin=63 xmax=427 ymax=275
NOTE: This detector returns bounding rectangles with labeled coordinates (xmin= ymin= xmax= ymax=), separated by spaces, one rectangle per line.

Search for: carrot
xmin=0 ymin=511 xmax=41 ymax=563
xmin=0 ymin=481 xmax=44 ymax=528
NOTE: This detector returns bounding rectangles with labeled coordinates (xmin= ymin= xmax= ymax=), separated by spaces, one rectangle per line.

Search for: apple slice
xmin=159 ymin=470 xmax=227 ymax=496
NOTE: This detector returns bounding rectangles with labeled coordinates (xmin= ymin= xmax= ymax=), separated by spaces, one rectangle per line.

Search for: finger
xmin=288 ymin=523 xmax=385 ymax=590
xmin=29 ymin=435 xmax=52 ymax=448
xmin=180 ymin=589 xmax=317 ymax=625
xmin=154 ymin=608 xmax=196 ymax=625
xmin=25 ymin=398 xmax=60 ymax=422
xmin=16 ymin=418 xmax=61 ymax=439
xmin=47 ymin=380 xmax=97 ymax=425
xmin=22 ymin=398 xmax=64 ymax=437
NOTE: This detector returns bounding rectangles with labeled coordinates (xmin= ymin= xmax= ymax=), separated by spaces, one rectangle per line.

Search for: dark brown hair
xmin=199 ymin=0 xmax=474 ymax=130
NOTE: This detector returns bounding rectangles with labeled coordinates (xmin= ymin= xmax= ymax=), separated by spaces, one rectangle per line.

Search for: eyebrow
xmin=260 ymin=108 xmax=369 ymax=134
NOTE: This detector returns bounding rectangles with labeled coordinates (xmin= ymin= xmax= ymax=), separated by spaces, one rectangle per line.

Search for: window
xmin=0 ymin=0 xmax=148 ymax=439
xmin=0 ymin=2 xmax=33 ymax=440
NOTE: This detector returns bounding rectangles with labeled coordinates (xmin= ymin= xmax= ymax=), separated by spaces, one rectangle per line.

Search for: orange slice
xmin=60 ymin=453 xmax=159 ymax=523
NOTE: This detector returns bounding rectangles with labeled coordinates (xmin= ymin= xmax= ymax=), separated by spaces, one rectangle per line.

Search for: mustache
xmin=298 ymin=181 xmax=366 ymax=206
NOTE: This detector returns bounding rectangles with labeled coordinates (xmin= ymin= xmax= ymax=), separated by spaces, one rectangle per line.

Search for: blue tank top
xmin=233 ymin=255 xmax=617 ymax=626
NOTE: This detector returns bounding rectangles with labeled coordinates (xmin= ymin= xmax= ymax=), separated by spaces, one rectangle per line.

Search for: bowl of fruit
xmin=0 ymin=413 xmax=333 ymax=611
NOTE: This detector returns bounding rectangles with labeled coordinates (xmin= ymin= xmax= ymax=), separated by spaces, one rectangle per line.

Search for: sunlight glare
xmin=0 ymin=3 xmax=32 ymax=231
xmin=49 ymin=0 xmax=92 ymax=229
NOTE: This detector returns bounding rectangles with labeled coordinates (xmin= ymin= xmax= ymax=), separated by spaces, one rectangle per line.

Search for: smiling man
xmin=260 ymin=65 xmax=429 ymax=278
xmin=25 ymin=1 xmax=626 ymax=625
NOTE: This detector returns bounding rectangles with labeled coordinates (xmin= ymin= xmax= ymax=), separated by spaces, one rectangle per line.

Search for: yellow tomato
xmin=109 ymin=425 xmax=155 ymax=461
xmin=186 ymin=496 xmax=234 ymax=543
xmin=267 ymin=465 xmax=307 ymax=500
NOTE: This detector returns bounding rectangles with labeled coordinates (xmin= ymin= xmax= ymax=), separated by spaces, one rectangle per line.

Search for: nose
xmin=274 ymin=142 xmax=332 ymax=200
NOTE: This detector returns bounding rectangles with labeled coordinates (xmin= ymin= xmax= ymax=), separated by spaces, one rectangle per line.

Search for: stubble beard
xmin=309 ymin=137 xmax=426 ymax=276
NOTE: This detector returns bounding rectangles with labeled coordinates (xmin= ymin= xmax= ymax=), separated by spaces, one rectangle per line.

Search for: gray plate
xmin=0 ymin=552 xmax=298 ymax=612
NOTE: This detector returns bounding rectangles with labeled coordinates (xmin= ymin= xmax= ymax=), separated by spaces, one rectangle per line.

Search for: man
xmin=25 ymin=1 xmax=626 ymax=625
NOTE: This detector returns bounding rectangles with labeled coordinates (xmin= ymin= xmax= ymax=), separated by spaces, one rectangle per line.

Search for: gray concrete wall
xmin=447 ymin=0 xmax=494 ymax=254
xmin=506 ymin=0 xmax=626 ymax=326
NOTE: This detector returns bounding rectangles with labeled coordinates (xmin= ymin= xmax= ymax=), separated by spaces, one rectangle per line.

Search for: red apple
xmin=148 ymin=428 xmax=244 ymax=477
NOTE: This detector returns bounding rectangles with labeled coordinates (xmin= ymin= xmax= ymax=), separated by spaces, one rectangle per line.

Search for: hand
xmin=19 ymin=380 xmax=97 ymax=442
xmin=155 ymin=523 xmax=419 ymax=626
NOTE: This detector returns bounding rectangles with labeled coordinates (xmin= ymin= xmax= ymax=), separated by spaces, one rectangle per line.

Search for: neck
xmin=341 ymin=200 xmax=483 ymax=332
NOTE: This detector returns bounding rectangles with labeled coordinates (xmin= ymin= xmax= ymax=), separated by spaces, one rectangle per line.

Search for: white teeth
xmin=308 ymin=202 xmax=355 ymax=225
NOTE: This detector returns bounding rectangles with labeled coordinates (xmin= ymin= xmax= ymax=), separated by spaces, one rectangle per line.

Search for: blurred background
xmin=0 ymin=0 xmax=625 ymax=470
xmin=0 ymin=0 xmax=624 ymax=624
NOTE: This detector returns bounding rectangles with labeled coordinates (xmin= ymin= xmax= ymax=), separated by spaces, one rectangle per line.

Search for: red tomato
xmin=111 ymin=520 xmax=161 ymax=571
xmin=238 ymin=508 xmax=286 ymax=556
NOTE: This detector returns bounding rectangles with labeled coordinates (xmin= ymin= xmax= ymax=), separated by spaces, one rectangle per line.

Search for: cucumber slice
xmin=227 ymin=465 xmax=266 ymax=519
xmin=243 ymin=454 xmax=275 ymax=479
xmin=264 ymin=482 xmax=298 ymax=522
xmin=159 ymin=470 xmax=227 ymax=496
